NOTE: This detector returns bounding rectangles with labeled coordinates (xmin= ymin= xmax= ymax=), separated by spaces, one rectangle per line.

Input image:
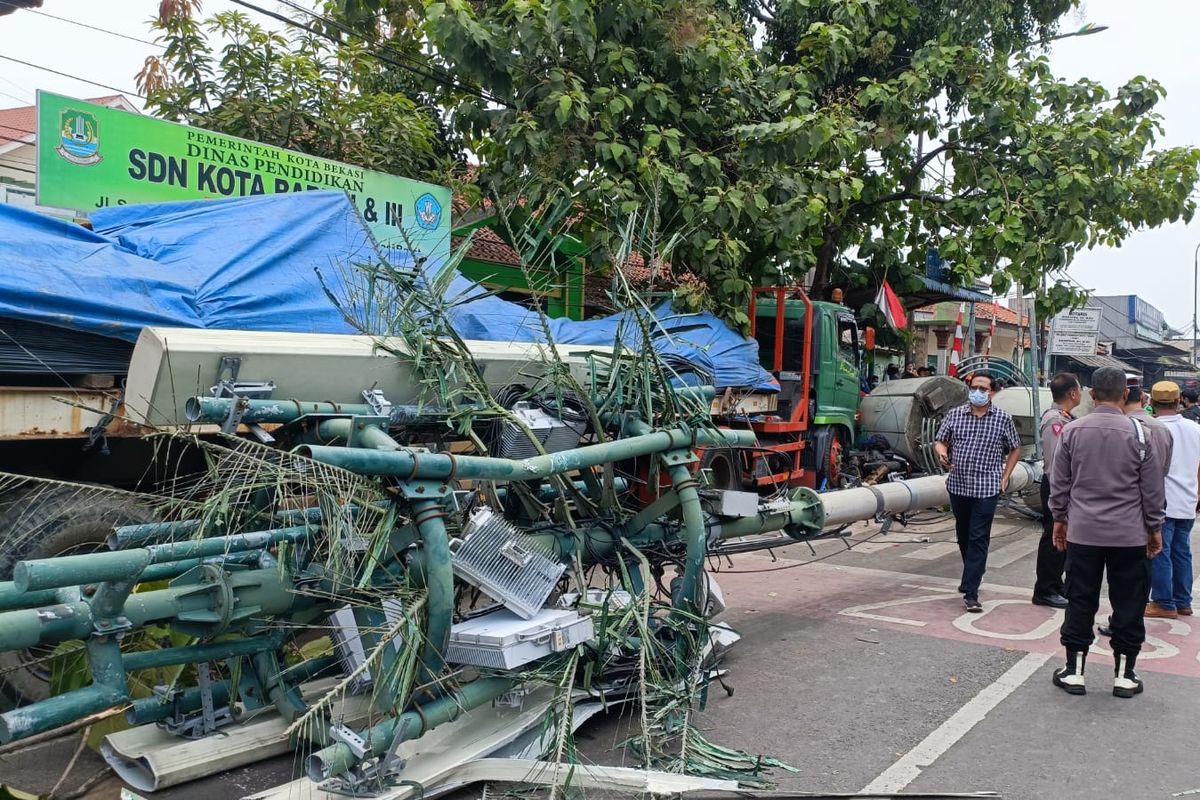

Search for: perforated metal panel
xmin=452 ymin=508 xmax=564 ymax=619
xmin=496 ymin=402 xmax=582 ymax=460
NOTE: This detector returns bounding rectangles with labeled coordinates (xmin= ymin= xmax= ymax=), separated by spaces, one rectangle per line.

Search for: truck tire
xmin=810 ymin=427 xmax=847 ymax=491
xmin=0 ymin=485 xmax=156 ymax=707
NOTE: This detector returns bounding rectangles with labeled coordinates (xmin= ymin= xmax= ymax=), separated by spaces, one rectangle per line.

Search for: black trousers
xmin=948 ymin=492 xmax=998 ymax=595
xmin=1035 ymin=478 xmax=1067 ymax=598
xmin=1060 ymin=542 xmax=1150 ymax=657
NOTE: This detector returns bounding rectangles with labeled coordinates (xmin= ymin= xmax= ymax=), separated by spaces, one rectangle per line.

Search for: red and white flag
xmin=874 ymin=279 xmax=907 ymax=330
xmin=948 ymin=303 xmax=965 ymax=377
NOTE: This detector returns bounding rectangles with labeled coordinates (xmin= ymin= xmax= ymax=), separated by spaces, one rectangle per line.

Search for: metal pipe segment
xmin=186 ymin=397 xmax=377 ymax=424
xmin=295 ymin=426 xmax=757 ymax=480
xmin=305 ymin=676 xmax=516 ymax=781
xmin=186 ymin=397 xmax=469 ymax=427
xmin=0 ymin=567 xmax=302 ymax=651
xmin=16 ymin=526 xmax=313 ymax=593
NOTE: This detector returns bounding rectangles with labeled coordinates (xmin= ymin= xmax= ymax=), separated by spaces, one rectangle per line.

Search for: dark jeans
xmin=1150 ymin=517 xmax=1194 ymax=611
xmin=1060 ymin=542 xmax=1150 ymax=657
xmin=1035 ymin=478 xmax=1067 ymax=598
xmin=948 ymin=492 xmax=999 ymax=595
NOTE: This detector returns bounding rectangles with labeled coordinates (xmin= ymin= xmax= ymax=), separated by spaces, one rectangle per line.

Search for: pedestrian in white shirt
xmin=1146 ymin=381 xmax=1200 ymax=618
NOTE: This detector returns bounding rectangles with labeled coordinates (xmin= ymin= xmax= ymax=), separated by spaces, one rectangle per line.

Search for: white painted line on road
xmin=986 ymin=535 xmax=1039 ymax=569
xmin=902 ymin=542 xmax=961 ymax=561
xmin=859 ymin=651 xmax=1050 ymax=795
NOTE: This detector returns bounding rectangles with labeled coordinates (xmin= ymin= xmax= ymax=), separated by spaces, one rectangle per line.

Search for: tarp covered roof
xmin=0 ymin=191 xmax=776 ymax=390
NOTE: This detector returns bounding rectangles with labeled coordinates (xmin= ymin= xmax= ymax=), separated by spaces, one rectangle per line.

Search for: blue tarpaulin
xmin=0 ymin=192 xmax=775 ymax=390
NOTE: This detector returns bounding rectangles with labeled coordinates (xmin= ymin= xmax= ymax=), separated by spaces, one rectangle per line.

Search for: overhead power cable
xmin=0 ymin=161 xmax=37 ymax=178
xmin=0 ymin=88 xmax=31 ymax=105
xmin=0 ymin=132 xmax=46 ymax=176
xmin=0 ymin=0 xmax=159 ymax=46
xmin=0 ymin=54 xmax=146 ymax=100
xmin=229 ymin=0 xmax=512 ymax=109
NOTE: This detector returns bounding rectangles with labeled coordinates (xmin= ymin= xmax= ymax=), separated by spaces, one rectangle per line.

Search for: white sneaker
xmin=1113 ymin=654 xmax=1144 ymax=699
xmin=1052 ymin=651 xmax=1086 ymax=695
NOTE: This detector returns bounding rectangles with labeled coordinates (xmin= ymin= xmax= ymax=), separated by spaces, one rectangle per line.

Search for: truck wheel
xmin=816 ymin=430 xmax=846 ymax=491
xmin=0 ymin=485 xmax=156 ymax=707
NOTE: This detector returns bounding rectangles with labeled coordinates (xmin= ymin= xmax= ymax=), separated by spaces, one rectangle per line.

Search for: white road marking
xmin=838 ymin=591 xmax=963 ymax=627
xmin=901 ymin=542 xmax=960 ymax=560
xmin=859 ymin=651 xmax=1049 ymax=795
xmin=985 ymin=534 xmax=1040 ymax=568
xmin=951 ymin=599 xmax=1062 ymax=640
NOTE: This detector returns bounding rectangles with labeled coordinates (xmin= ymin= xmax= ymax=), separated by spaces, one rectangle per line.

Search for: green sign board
xmin=36 ymin=91 xmax=450 ymax=260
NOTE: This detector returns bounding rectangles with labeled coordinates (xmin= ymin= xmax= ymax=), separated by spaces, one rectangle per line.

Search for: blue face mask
xmin=968 ymin=388 xmax=990 ymax=406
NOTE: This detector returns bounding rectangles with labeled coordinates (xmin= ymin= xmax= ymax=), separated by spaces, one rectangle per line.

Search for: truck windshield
xmin=837 ymin=315 xmax=859 ymax=367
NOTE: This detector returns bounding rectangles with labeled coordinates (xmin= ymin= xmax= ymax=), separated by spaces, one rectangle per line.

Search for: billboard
xmin=35 ymin=91 xmax=450 ymax=261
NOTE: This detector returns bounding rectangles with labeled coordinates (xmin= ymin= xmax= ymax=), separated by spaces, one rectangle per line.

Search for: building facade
xmin=912 ymin=301 xmax=1027 ymax=374
xmin=1088 ymin=295 xmax=1193 ymax=385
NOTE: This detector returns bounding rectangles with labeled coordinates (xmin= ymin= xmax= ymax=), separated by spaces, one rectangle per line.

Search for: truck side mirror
xmin=864 ymin=326 xmax=876 ymax=351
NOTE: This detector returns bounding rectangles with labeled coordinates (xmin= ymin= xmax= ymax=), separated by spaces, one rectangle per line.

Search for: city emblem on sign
xmin=55 ymin=108 xmax=103 ymax=166
xmin=415 ymin=192 xmax=442 ymax=230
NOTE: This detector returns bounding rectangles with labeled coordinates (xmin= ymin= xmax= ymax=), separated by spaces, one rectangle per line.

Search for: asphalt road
xmin=5 ymin=501 xmax=1199 ymax=799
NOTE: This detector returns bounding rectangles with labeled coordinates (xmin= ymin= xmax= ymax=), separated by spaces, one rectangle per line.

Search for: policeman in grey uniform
xmin=1034 ymin=372 xmax=1081 ymax=608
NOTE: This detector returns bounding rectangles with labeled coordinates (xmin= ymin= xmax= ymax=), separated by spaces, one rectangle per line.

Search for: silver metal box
xmin=705 ymin=489 xmax=760 ymax=518
xmin=445 ymin=608 xmax=594 ymax=670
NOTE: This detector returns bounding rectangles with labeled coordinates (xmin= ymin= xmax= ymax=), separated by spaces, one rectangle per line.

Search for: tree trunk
xmin=811 ymin=226 xmax=838 ymax=296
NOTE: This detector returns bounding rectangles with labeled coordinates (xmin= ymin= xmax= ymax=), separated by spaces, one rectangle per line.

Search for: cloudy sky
xmin=1 ymin=1 xmax=1198 ymax=328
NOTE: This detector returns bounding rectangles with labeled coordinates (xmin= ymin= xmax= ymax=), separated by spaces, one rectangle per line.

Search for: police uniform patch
xmin=1051 ymin=421 xmax=1064 ymax=436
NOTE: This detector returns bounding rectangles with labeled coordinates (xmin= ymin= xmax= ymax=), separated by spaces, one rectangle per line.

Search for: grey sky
xmin=1 ymin=1 xmax=1197 ymax=327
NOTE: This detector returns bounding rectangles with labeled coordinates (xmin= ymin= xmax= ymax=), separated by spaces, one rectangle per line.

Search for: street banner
xmin=36 ymin=91 xmax=450 ymax=261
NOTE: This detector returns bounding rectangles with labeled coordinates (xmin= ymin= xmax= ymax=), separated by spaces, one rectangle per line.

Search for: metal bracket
xmin=392 ymin=481 xmax=452 ymax=501
xmin=492 ymin=686 xmax=529 ymax=709
xmin=82 ymin=388 xmax=123 ymax=456
xmin=361 ymin=387 xmax=393 ymax=417
xmin=330 ymin=723 xmax=370 ymax=759
xmin=378 ymin=715 xmax=414 ymax=777
xmin=659 ymin=449 xmax=700 ymax=466
xmin=208 ymin=358 xmax=277 ymax=438
xmin=155 ymin=662 xmax=234 ymax=739
xmin=323 ymin=717 xmax=416 ymax=797
xmin=92 ymin=614 xmax=134 ymax=636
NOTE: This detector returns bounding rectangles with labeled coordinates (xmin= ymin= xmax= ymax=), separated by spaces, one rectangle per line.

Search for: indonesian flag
xmin=948 ymin=303 xmax=965 ymax=377
xmin=874 ymin=279 xmax=907 ymax=330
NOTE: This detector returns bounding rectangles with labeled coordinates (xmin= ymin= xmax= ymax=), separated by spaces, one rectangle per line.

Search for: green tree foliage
xmin=144 ymin=0 xmax=1196 ymax=323
xmin=136 ymin=3 xmax=455 ymax=184
xmin=333 ymin=0 xmax=1198 ymax=323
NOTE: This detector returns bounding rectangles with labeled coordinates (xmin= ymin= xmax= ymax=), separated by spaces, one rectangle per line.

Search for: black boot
xmin=1113 ymin=652 xmax=1144 ymax=699
xmin=1052 ymin=649 xmax=1087 ymax=695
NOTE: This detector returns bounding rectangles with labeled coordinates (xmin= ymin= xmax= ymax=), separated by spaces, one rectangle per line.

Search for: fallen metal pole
xmin=820 ymin=461 xmax=1039 ymax=528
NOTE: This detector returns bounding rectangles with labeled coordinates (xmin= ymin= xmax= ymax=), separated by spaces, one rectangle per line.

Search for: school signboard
xmin=35 ymin=91 xmax=450 ymax=260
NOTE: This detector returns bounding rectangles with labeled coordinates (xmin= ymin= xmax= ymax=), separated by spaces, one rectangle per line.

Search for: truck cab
xmin=743 ymin=288 xmax=863 ymax=489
